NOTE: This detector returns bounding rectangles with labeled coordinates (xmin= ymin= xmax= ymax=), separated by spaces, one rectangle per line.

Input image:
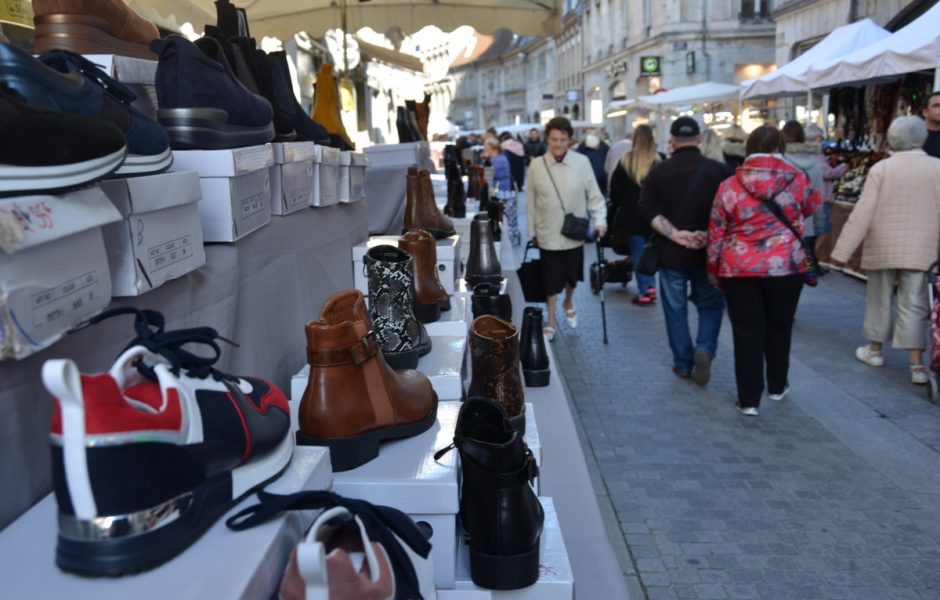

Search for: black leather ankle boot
xmin=519 ymin=307 xmax=550 ymax=387
xmin=364 ymin=245 xmax=431 ymax=369
xmin=445 ymin=178 xmax=466 ymax=218
xmin=435 ymin=397 xmax=543 ymax=590
xmin=465 ymin=214 xmax=501 ymax=287
xmin=487 ymin=199 xmax=502 ymax=241
xmin=471 ymin=282 xmax=511 ymax=323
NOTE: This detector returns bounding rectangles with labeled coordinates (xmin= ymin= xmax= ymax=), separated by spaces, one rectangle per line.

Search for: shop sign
xmin=640 ymin=56 xmax=661 ymax=77
xmin=686 ymin=51 xmax=695 ymax=75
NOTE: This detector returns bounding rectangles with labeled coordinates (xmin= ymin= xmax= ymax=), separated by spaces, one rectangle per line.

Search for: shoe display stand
xmin=419 ymin=329 xmax=469 ymax=401
xmin=271 ymin=141 xmax=317 ymax=215
xmin=0 ymin=446 xmax=333 ymax=599
xmin=99 ymin=170 xmax=206 ymax=296
xmin=427 ymin=294 xmax=471 ymax=335
xmin=171 ymin=144 xmax=275 ymax=242
xmin=353 ymin=234 xmax=463 ymax=295
xmin=440 ymin=498 xmax=573 ymax=600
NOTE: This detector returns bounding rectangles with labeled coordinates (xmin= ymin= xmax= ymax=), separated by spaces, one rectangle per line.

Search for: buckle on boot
xmin=523 ymin=450 xmax=539 ymax=482
xmin=350 ymin=330 xmax=378 ymax=365
xmin=308 ymin=331 xmax=378 ymax=366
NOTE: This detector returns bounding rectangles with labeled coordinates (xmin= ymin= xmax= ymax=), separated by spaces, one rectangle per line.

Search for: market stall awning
xmin=354 ymin=36 xmax=425 ymax=72
xmin=605 ymin=98 xmax=636 ymax=116
xmin=804 ymin=2 xmax=940 ymax=89
xmin=741 ymin=19 xmax=890 ymax=99
xmin=637 ymin=83 xmax=741 ymax=109
xmin=131 ymin=0 xmax=564 ymax=39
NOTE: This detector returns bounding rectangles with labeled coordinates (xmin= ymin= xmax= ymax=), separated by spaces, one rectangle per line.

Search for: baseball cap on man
xmin=670 ymin=117 xmax=700 ymax=137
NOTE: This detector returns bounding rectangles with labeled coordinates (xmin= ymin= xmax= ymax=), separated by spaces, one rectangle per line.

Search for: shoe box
xmin=364 ymin=140 xmax=432 ymax=169
xmin=311 ymin=145 xmax=341 ymax=207
xmin=352 ymin=234 xmax=462 ymax=296
xmin=0 ymin=446 xmax=333 ymax=599
xmin=171 ymin=144 xmax=274 ymax=242
xmin=439 ymin=497 xmax=573 ymax=600
xmin=0 ymin=187 xmax=120 ymax=360
xmin=98 ymin=171 xmax=206 ymax=296
xmin=271 ymin=142 xmax=315 ymax=216
xmin=339 ymin=151 xmax=369 ymax=204
xmin=84 ymin=54 xmax=159 ymax=120
xmin=417 ymin=321 xmax=468 ymax=401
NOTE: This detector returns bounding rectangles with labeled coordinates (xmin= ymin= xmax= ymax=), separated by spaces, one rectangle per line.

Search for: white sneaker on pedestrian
xmin=768 ymin=385 xmax=790 ymax=401
xmin=855 ymin=345 xmax=884 ymax=367
xmin=911 ymin=365 xmax=929 ymax=385
xmin=736 ymin=404 xmax=759 ymax=417
xmin=543 ymin=326 xmax=556 ymax=342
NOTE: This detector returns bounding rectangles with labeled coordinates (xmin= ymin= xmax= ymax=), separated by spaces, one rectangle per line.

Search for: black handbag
xmin=516 ymin=241 xmax=547 ymax=302
xmin=544 ymin=156 xmax=592 ymax=242
xmin=636 ymin=236 xmax=659 ymax=276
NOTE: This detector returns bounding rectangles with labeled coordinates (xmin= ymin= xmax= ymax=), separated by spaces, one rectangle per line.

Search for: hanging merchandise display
xmin=311 ymin=63 xmax=355 ymax=150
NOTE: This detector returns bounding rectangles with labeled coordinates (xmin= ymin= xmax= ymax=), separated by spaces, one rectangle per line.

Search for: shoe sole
xmin=114 ymin=147 xmax=174 ymax=177
xmin=55 ymin=433 xmax=294 ymax=576
xmin=692 ymin=350 xmax=711 ymax=385
xmin=297 ymin=394 xmax=439 ymax=472
xmin=404 ymin=226 xmax=456 ymax=240
xmin=34 ymin=15 xmax=157 ymax=61
xmin=0 ymin=146 xmax=126 ymax=196
xmin=158 ymin=108 xmax=275 ymax=150
xmin=523 ymin=368 xmax=551 ymax=387
xmin=469 ymin=536 xmax=541 ymax=590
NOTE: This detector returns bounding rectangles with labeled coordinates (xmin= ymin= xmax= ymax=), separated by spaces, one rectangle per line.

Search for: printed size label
xmin=30 ymin=271 xmax=99 ymax=327
xmin=147 ymin=235 xmax=194 ymax=272
xmin=240 ymin=192 xmax=266 ymax=218
xmin=285 ymin=188 xmax=308 ymax=209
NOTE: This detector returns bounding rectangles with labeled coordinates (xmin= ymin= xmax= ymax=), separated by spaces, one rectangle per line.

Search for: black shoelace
xmin=39 ymin=50 xmax=138 ymax=105
xmin=226 ymin=490 xmax=432 ymax=600
xmin=81 ymin=307 xmax=238 ymax=383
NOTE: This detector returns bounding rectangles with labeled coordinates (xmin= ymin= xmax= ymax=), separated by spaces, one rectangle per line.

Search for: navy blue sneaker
xmin=0 ymin=44 xmax=168 ymax=177
xmin=151 ymin=35 xmax=274 ymax=149
xmin=0 ymin=84 xmax=126 ymax=195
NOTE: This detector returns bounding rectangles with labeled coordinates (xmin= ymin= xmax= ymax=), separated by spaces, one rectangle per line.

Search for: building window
xmin=741 ymin=0 xmax=771 ymax=20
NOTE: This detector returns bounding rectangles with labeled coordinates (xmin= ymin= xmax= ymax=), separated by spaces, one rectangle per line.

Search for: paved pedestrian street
xmin=550 ymin=250 xmax=940 ymax=600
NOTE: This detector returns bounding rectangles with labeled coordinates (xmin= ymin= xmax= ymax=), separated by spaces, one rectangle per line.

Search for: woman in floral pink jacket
xmin=706 ymin=125 xmax=821 ymax=416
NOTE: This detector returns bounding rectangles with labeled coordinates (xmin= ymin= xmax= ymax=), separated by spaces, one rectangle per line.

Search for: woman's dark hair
xmin=745 ymin=125 xmax=785 ymax=156
xmin=499 ymin=131 xmax=512 ymax=142
xmin=781 ymin=120 xmax=805 ymax=144
xmin=545 ymin=116 xmax=573 ymax=139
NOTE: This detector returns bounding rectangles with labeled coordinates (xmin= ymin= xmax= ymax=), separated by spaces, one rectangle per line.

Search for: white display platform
xmin=0 ymin=446 xmax=332 ymax=600
xmin=441 ymin=498 xmax=573 ymax=600
xmin=332 ymin=401 xmax=460 ymax=589
xmin=353 ymin=234 xmax=462 ymax=295
xmin=420 ymin=331 xmax=467 ymax=401
xmin=364 ymin=140 xmax=431 ymax=169
xmin=425 ymin=302 xmax=469 ymax=336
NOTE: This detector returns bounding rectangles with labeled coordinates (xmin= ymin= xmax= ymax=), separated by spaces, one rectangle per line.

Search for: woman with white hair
xmin=832 ymin=116 xmax=940 ymax=384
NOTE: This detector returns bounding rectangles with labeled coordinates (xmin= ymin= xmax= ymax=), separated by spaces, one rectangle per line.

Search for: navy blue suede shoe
xmin=0 ymin=43 xmax=167 ymax=176
xmin=151 ymin=35 xmax=274 ymax=150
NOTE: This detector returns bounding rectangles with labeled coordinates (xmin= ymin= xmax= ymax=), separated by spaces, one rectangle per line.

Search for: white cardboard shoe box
xmin=0 ymin=446 xmax=332 ymax=599
xmin=0 ymin=187 xmax=120 ymax=360
xmin=312 ymin=145 xmax=341 ymax=207
xmin=171 ymin=145 xmax=275 ymax=242
xmin=99 ymin=171 xmax=206 ymax=296
xmin=442 ymin=497 xmax=573 ymax=600
xmin=339 ymin=151 xmax=369 ymax=203
xmin=419 ymin=332 xmax=467 ymax=401
xmin=353 ymin=234 xmax=462 ymax=296
xmin=364 ymin=141 xmax=431 ymax=168
xmin=270 ymin=142 xmax=316 ymax=216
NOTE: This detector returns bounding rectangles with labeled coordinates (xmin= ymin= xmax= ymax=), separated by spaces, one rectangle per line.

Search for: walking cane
xmin=595 ymin=237 xmax=609 ymax=345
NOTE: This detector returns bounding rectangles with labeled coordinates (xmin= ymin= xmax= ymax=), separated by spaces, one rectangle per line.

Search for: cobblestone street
xmin=548 ymin=246 xmax=940 ymax=600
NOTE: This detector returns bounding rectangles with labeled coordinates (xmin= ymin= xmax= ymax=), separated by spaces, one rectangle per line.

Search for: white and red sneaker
xmin=42 ymin=308 xmax=293 ymax=576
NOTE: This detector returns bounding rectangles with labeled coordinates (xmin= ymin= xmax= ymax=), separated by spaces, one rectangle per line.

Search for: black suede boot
xmin=519 ymin=307 xmax=550 ymax=387
xmin=435 ymin=397 xmax=543 ymax=590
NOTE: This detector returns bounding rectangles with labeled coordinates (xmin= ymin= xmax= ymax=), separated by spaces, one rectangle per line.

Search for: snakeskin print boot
xmin=365 ymin=245 xmax=431 ymax=370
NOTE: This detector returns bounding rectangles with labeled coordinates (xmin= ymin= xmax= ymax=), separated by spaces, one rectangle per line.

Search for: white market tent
xmin=741 ymin=18 xmax=890 ymax=99
xmin=805 ymin=2 xmax=940 ymax=90
xmin=131 ymin=0 xmax=564 ymax=38
xmin=636 ymin=82 xmax=742 ymax=109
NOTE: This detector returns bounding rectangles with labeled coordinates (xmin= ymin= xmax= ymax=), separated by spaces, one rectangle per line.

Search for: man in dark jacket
xmin=639 ymin=117 xmax=733 ymax=385
xmin=524 ymin=128 xmax=547 ymax=164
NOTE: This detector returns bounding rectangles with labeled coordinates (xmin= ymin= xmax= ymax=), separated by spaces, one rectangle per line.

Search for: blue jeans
xmin=658 ymin=267 xmax=725 ymax=372
xmin=629 ymin=234 xmax=655 ymax=293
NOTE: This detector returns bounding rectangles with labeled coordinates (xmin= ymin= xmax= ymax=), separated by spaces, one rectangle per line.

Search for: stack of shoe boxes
xmin=99 ymin=171 xmax=205 ymax=296
xmin=171 ymin=145 xmax=274 ymax=242
xmin=339 ymin=150 xmax=369 ymax=204
xmin=311 ymin=144 xmax=341 ymax=207
xmin=270 ymin=141 xmax=315 ymax=216
xmin=0 ymin=188 xmax=120 ymax=360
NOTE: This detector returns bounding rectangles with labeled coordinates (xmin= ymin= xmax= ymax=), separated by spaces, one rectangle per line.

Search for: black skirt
xmin=539 ymin=246 xmax=584 ymax=296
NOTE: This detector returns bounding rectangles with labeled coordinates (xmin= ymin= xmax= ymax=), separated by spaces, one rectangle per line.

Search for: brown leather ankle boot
xmin=298 ymin=290 xmax=438 ymax=472
xmin=403 ymin=166 xmax=455 ymax=239
xmin=33 ymin=0 xmax=160 ymax=59
xmin=467 ymin=315 xmax=525 ymax=434
xmin=399 ymin=229 xmax=451 ymax=321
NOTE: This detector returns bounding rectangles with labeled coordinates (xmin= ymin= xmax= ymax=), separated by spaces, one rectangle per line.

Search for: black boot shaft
xmin=465 ymin=214 xmax=501 ymax=287
xmin=471 ymin=282 xmax=512 ymax=323
xmin=520 ymin=307 xmax=549 ymax=371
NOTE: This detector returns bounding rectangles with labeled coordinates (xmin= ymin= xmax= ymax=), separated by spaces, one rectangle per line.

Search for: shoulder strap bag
xmin=757 ymin=189 xmax=819 ymax=287
xmin=543 ymin=155 xmax=592 ymax=242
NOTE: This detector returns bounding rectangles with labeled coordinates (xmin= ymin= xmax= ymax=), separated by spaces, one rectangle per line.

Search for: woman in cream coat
xmin=832 ymin=116 xmax=940 ymax=384
xmin=527 ymin=116 xmax=607 ymax=340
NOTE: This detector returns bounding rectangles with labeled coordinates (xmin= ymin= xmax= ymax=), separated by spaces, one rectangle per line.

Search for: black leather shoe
xmin=253 ymin=49 xmax=330 ymax=145
xmin=465 ymin=214 xmax=502 ymax=287
xmin=519 ymin=307 xmax=550 ymax=387
xmin=471 ymin=282 xmax=512 ymax=323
